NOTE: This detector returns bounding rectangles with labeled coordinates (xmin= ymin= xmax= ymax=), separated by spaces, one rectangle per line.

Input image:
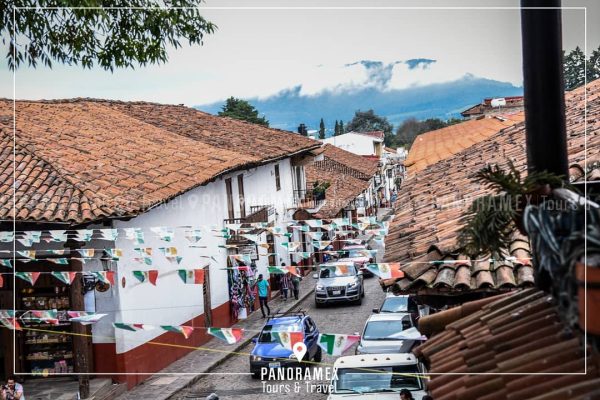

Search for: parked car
xmin=314 ymin=262 xmax=364 ymax=307
xmin=373 ymin=293 xmax=420 ymax=323
xmin=249 ymin=312 xmax=321 ymax=378
xmin=327 ymin=353 xmax=427 ymax=399
xmin=338 ymin=244 xmax=375 ymax=277
xmin=356 ymin=313 xmax=420 ymax=354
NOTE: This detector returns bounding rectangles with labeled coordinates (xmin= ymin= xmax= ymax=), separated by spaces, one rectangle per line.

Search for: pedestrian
xmin=290 ymin=262 xmax=301 ymax=300
xmin=280 ymin=271 xmax=291 ymax=300
xmin=1 ymin=375 xmax=24 ymax=400
xmin=255 ymin=274 xmax=270 ymax=318
xmin=399 ymin=389 xmax=414 ymax=400
xmin=278 ymin=263 xmax=285 ymax=299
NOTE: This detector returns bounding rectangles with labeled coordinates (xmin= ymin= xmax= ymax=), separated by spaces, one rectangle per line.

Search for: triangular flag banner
xmin=331 ymin=218 xmax=350 ymax=227
xmin=178 ymin=269 xmax=204 ymax=284
xmin=77 ymin=249 xmax=95 ymax=258
xmin=151 ymin=227 xmax=174 ymax=242
xmin=161 ymin=325 xmax=194 ymax=339
xmin=0 ymin=259 xmax=12 ymax=268
xmin=132 ymin=270 xmax=159 ymax=286
xmin=366 ymin=263 xmax=404 ymax=280
xmin=113 ymin=322 xmax=154 ymax=332
xmin=184 ymin=229 xmax=202 ymax=243
xmin=159 ymin=247 xmax=177 ymax=257
xmin=30 ymin=310 xmax=59 ymax=325
xmin=224 ymin=223 xmax=242 ymax=231
xmin=48 ymin=230 xmax=68 ymax=242
xmin=68 ymin=312 xmax=107 ymax=325
xmin=240 ymin=234 xmax=259 ymax=243
xmin=50 ymin=271 xmax=77 ymax=285
xmin=0 ymin=232 xmax=14 ymax=242
xmin=318 ymin=334 xmax=361 ymax=356
xmin=292 ymin=252 xmax=312 ymax=260
xmin=312 ymin=240 xmax=331 ymax=250
xmin=306 ymin=231 xmax=323 ymax=241
xmin=268 ymin=266 xmax=300 ymax=277
xmin=16 ymin=238 xmax=33 ymax=247
xmin=305 ymin=219 xmax=323 ymax=228
xmin=208 ymin=328 xmax=244 ymax=344
xmin=105 ymin=248 xmax=123 ymax=260
xmin=99 ymin=229 xmax=119 ymax=241
xmin=74 ymin=229 xmax=94 ymax=242
xmin=272 ymin=331 xmax=304 ymax=351
xmin=48 ymin=249 xmax=67 ymax=255
xmin=281 ymin=241 xmax=301 ymax=252
xmin=16 ymin=272 xmax=41 ymax=286
xmin=49 ymin=258 xmax=69 ymax=265
xmin=134 ymin=257 xmax=153 ymax=266
xmin=0 ymin=317 xmax=21 ymax=331
xmin=94 ymin=271 xmax=115 ymax=286
xmin=124 ymin=228 xmax=145 ymax=244
xmin=358 ymin=216 xmax=378 ymax=224
xmin=17 ymin=250 xmax=36 ymax=259
xmin=229 ymin=254 xmax=252 ymax=265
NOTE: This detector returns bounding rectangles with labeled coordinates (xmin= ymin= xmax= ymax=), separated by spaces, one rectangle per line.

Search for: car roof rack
xmin=266 ymin=310 xmax=306 ymax=321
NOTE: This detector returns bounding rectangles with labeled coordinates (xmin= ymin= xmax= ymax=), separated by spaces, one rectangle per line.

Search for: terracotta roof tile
xmin=405 ymin=113 xmax=525 ymax=173
xmin=0 ymin=99 xmax=320 ymax=224
xmin=414 ymin=289 xmax=599 ymax=400
xmin=383 ymin=80 xmax=600 ymax=294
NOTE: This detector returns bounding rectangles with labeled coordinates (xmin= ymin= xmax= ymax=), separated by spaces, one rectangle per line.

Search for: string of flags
xmin=0 ymin=217 xmax=389 ymax=248
xmin=0 ymin=310 xmax=107 ymax=330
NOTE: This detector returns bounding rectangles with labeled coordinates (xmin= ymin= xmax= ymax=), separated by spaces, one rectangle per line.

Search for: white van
xmin=327 ymin=353 xmax=428 ymax=399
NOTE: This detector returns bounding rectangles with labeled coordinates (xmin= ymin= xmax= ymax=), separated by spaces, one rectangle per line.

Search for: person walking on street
xmin=255 ymin=274 xmax=270 ymax=318
xmin=1 ymin=376 xmax=24 ymax=400
xmin=290 ymin=261 xmax=301 ymax=300
xmin=280 ymin=271 xmax=291 ymax=300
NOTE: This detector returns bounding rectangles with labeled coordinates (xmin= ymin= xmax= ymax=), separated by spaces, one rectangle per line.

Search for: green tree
xmin=334 ymin=120 xmax=340 ymax=136
xmin=346 ymin=109 xmax=393 ymax=136
xmin=587 ymin=46 xmax=600 ymax=82
xmin=319 ymin=118 xmax=325 ymax=139
xmin=392 ymin=117 xmax=460 ymax=148
xmin=563 ymin=46 xmax=586 ymax=90
xmin=2 ymin=1 xmax=215 ymax=70
xmin=218 ymin=97 xmax=269 ymax=127
xmin=339 ymin=120 xmax=344 ymax=134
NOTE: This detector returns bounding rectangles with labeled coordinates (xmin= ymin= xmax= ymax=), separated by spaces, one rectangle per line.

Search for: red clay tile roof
xmin=316 ymin=144 xmax=379 ymax=179
xmin=382 ymin=80 xmax=600 ymax=292
xmin=405 ymin=113 xmax=525 ymax=173
xmin=414 ymin=288 xmax=599 ymax=400
xmin=305 ymin=166 xmax=370 ymax=219
xmin=0 ymin=99 xmax=320 ymax=224
xmin=304 ymin=144 xmax=378 ymax=218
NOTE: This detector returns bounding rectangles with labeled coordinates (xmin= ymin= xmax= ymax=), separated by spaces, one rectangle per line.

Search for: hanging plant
xmin=311 ymin=180 xmax=331 ymax=201
xmin=458 ymin=161 xmax=571 ymax=258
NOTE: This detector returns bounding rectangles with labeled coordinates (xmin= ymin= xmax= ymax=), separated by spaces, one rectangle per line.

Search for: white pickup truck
xmin=327 ymin=353 xmax=428 ymax=400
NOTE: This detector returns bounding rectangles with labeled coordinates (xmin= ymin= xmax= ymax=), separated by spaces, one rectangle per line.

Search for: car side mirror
xmin=251 ymin=338 xmax=258 ymax=344
xmin=372 ymin=308 xmax=379 ymax=313
xmin=312 ymin=273 xmax=318 ymax=279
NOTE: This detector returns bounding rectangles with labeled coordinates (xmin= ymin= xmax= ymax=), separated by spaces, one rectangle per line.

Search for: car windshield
xmin=381 ymin=297 xmax=408 ymax=312
xmin=363 ymin=317 xmax=413 ymax=340
xmin=334 ymin=365 xmax=423 ymax=393
xmin=319 ymin=264 xmax=356 ymax=278
xmin=258 ymin=322 xmax=302 ymax=343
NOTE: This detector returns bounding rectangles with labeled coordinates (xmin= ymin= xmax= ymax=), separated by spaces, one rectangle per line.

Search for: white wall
xmin=99 ymin=159 xmax=297 ymax=354
xmin=322 ymin=133 xmax=381 ymax=156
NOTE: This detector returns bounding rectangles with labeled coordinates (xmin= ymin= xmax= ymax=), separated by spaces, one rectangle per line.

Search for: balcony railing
xmin=293 ymin=189 xmax=325 ymax=210
xmin=223 ymin=205 xmax=274 ymax=244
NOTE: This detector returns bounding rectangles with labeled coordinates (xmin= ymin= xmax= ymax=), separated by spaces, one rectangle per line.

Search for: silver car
xmin=313 ymin=262 xmax=364 ymax=307
xmin=356 ymin=312 xmax=421 ymax=354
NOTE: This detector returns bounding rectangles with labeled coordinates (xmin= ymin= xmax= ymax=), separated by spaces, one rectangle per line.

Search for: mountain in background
xmin=195 ymin=60 xmax=523 ymax=133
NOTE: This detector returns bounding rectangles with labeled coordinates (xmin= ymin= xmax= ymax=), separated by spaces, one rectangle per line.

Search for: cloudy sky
xmin=1 ymin=0 xmax=598 ymax=106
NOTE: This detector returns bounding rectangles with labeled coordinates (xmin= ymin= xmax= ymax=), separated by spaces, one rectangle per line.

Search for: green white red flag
xmin=208 ymin=328 xmax=244 ymax=344
xmin=15 ymin=271 xmax=41 ymax=286
xmin=50 ymin=271 xmax=77 ymax=285
xmin=267 ymin=266 xmax=300 ymax=277
xmin=271 ymin=331 xmax=303 ymax=350
xmin=365 ymin=263 xmax=404 ymax=280
xmin=113 ymin=322 xmax=154 ymax=332
xmin=318 ymin=333 xmax=360 ymax=356
xmin=161 ymin=325 xmax=194 ymax=339
xmin=132 ymin=270 xmax=159 ymax=286
xmin=178 ymin=269 xmax=204 ymax=284
xmin=94 ymin=271 xmax=115 ymax=286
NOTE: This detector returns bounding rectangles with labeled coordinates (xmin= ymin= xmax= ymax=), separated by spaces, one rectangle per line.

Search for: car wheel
xmin=314 ymin=346 xmax=322 ymax=362
xmin=315 ymin=301 xmax=323 ymax=308
xmin=361 ymin=287 xmax=365 ymax=298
